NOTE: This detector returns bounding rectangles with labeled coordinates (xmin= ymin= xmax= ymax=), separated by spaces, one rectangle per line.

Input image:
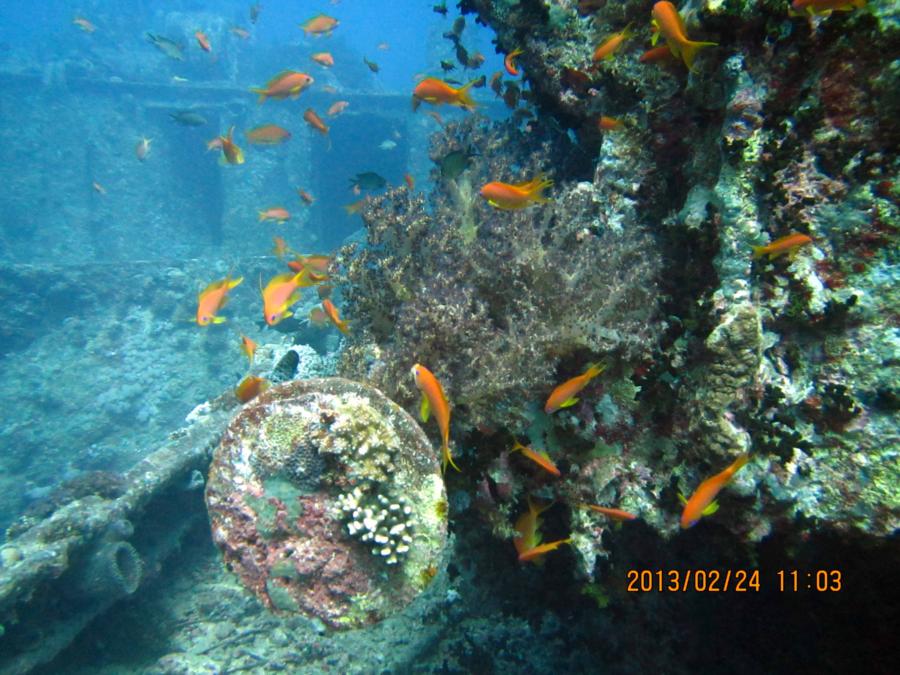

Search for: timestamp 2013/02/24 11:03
xmin=625 ymin=569 xmax=843 ymax=593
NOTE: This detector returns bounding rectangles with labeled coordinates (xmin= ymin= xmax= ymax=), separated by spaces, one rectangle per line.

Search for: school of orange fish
xmin=76 ymin=0 xmax=859 ymax=563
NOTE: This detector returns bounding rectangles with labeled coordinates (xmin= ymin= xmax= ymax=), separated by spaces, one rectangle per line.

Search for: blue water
xmin=0 ymin=0 xmax=501 ymax=529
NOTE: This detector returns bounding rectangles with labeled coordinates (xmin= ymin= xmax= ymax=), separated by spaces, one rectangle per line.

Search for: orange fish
xmin=92 ymin=181 xmax=106 ymax=195
xmin=321 ymin=299 xmax=350 ymax=334
xmin=509 ymin=439 xmax=560 ymax=477
xmin=230 ymin=26 xmax=251 ymax=39
xmin=513 ymin=499 xmax=570 ymax=563
xmin=343 ymin=198 xmax=367 ymax=215
xmin=640 ymin=45 xmax=675 ymax=64
xmin=297 ymin=189 xmax=315 ymax=205
xmin=196 ymin=275 xmax=243 ymax=325
xmin=235 ymin=375 xmax=268 ymax=403
xmin=592 ymin=23 xmax=634 ymax=62
xmin=651 ymin=1 xmax=717 ymax=72
xmin=680 ymin=454 xmax=751 ymax=529
xmin=251 ymin=71 xmax=314 ymax=103
xmin=479 ymin=175 xmax=552 ymax=210
xmin=292 ymin=254 xmax=331 ymax=275
xmin=300 ymin=14 xmax=339 ymax=36
xmin=240 ymin=335 xmax=257 ymax=365
xmin=73 ymin=17 xmax=96 ymax=33
xmin=311 ymin=52 xmax=334 ymax=67
xmin=219 ymin=126 xmax=244 ymax=165
xmin=245 ymin=124 xmax=291 ymax=145
xmin=412 ymin=78 xmax=477 ymax=110
xmin=308 ymin=306 xmax=330 ymax=327
xmin=504 ymin=48 xmax=523 ymax=76
xmin=259 ymin=207 xmax=290 ymax=223
xmin=135 ymin=137 xmax=152 ymax=161
xmin=752 ymin=233 xmax=813 ymax=260
xmin=404 ymin=173 xmax=415 ymax=190
xmin=790 ymin=0 xmax=865 ymax=15
xmin=262 ymin=270 xmax=311 ymax=325
xmin=194 ymin=31 xmax=211 ymax=52
xmin=327 ymin=100 xmax=349 ymax=116
xmin=583 ymin=504 xmax=637 ymax=521
xmin=272 ymin=236 xmax=290 ymax=258
xmin=303 ymin=108 xmax=329 ymax=135
xmin=597 ymin=116 xmax=624 ymax=131
xmin=544 ymin=362 xmax=605 ymax=413
xmin=411 ymin=363 xmax=458 ymax=472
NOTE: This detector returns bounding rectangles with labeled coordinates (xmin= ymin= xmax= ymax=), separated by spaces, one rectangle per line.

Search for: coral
xmin=205 ymin=378 xmax=448 ymax=629
xmin=336 ymin=115 xmax=663 ymax=433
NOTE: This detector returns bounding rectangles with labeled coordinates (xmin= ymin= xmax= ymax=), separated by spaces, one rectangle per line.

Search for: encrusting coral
xmin=205 ymin=378 xmax=447 ymax=629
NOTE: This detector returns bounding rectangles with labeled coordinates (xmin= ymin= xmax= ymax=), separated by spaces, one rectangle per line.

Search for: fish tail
xmin=250 ymin=88 xmax=268 ymax=103
xmin=730 ymin=453 xmax=751 ymax=475
xmin=528 ymin=175 xmax=553 ymax=202
xmin=751 ymin=244 xmax=767 ymax=259
xmin=457 ymin=80 xmax=479 ymax=110
xmin=442 ymin=442 xmax=461 ymax=473
xmin=680 ymin=39 xmax=717 ymax=72
xmin=258 ymin=211 xmax=267 ymax=221
xmin=584 ymin=361 xmax=606 ymax=379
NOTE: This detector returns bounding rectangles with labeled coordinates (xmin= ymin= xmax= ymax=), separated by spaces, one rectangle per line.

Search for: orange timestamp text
xmin=626 ymin=569 xmax=843 ymax=592
xmin=626 ymin=569 xmax=760 ymax=592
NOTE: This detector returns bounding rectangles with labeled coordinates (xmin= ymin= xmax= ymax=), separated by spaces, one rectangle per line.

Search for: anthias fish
xmin=411 ymin=363 xmax=458 ymax=472
xmin=510 ymin=440 xmax=561 ymax=476
xmin=245 ymin=124 xmax=291 ymax=145
xmin=218 ymin=126 xmax=244 ymax=165
xmin=235 ymin=375 xmax=268 ymax=403
xmin=303 ymin=108 xmax=329 ymax=135
xmin=196 ymin=275 xmax=243 ymax=326
xmin=480 ymin=175 xmax=553 ymax=210
xmin=300 ymin=14 xmax=339 ymax=36
xmin=680 ymin=454 xmax=751 ymax=529
xmin=258 ymin=207 xmax=290 ymax=223
xmin=752 ymin=233 xmax=813 ymax=260
xmin=592 ymin=24 xmax=634 ymax=62
xmin=322 ymin=299 xmax=350 ymax=335
xmin=651 ymin=1 xmax=717 ymax=72
xmin=412 ymin=78 xmax=478 ymax=110
xmin=514 ymin=499 xmax=571 ymax=563
xmin=545 ymin=362 xmax=605 ymax=413
xmin=504 ymin=48 xmax=524 ymax=76
xmin=251 ymin=71 xmax=314 ymax=103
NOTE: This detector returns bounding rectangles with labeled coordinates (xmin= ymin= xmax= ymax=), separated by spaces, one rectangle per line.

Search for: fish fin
xmin=456 ymin=80 xmax=479 ymax=110
xmin=584 ymin=361 xmax=607 ymax=379
xmin=443 ymin=445 xmax=461 ymax=473
xmin=559 ymin=397 xmax=579 ymax=409
xmin=528 ymin=176 xmax=553 ymax=202
xmin=751 ymin=245 xmax=767 ymax=259
xmin=701 ymin=500 xmax=719 ymax=516
xmin=212 ymin=316 xmax=226 ymax=324
xmin=650 ymin=21 xmax=660 ymax=46
xmin=680 ymin=39 xmax=717 ymax=72
xmin=678 ymin=492 xmax=688 ymax=506
xmin=419 ymin=395 xmax=431 ymax=422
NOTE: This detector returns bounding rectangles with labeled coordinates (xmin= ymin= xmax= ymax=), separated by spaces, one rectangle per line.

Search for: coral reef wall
xmin=336 ymin=0 xmax=898 ymax=551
